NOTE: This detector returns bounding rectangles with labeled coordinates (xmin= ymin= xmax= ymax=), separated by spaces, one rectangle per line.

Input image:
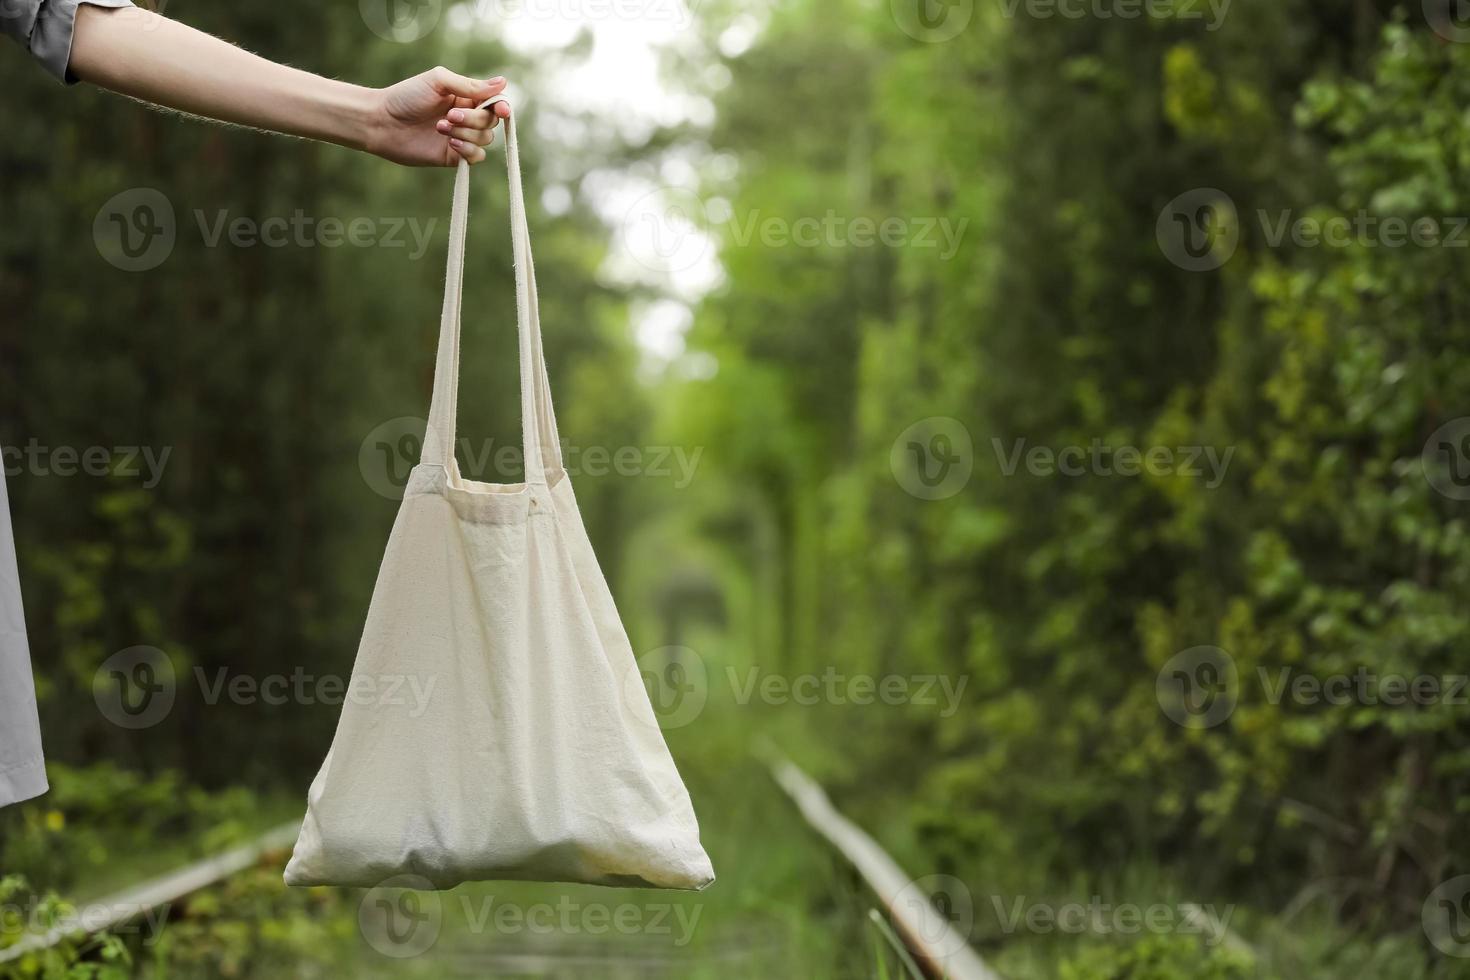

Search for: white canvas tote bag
xmin=285 ymin=99 xmax=714 ymax=891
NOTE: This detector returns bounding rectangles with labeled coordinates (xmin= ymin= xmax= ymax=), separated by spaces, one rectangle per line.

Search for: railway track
xmin=0 ymin=821 xmax=300 ymax=967
xmin=1 ymin=757 xmax=998 ymax=978
xmin=766 ymin=755 xmax=1000 ymax=980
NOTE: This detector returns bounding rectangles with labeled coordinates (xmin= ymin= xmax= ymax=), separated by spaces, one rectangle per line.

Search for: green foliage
xmin=0 ymin=765 xmax=259 ymax=890
xmin=1 ymin=0 xmax=639 ymax=794
xmin=6 ymin=0 xmax=1470 ymax=975
xmin=0 ymin=875 xmax=131 ymax=980
xmin=665 ymin=0 xmax=1470 ymax=971
xmin=1057 ymin=935 xmax=1253 ymax=980
xmin=129 ymin=867 xmax=353 ymax=979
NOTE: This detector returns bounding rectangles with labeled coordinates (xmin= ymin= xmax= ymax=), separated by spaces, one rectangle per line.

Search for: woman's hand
xmin=69 ymin=6 xmax=512 ymax=169
xmin=367 ymin=68 xmax=513 ymax=168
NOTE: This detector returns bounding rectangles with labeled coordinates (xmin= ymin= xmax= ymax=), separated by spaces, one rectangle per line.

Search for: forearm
xmin=63 ymin=5 xmax=505 ymax=167
xmin=68 ymin=5 xmax=375 ymax=152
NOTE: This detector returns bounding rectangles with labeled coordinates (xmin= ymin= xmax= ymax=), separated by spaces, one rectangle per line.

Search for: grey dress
xmin=1 ymin=469 xmax=46 ymax=807
xmin=2 ymin=0 xmax=133 ymax=808
xmin=3 ymin=0 xmax=134 ymax=83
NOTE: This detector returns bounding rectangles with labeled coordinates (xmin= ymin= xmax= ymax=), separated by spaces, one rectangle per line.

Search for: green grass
xmin=11 ymin=662 xmax=1469 ymax=978
xmin=9 ymin=738 xmax=877 ymax=978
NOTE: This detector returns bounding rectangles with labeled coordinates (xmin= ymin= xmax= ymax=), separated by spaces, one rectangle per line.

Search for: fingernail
xmin=436 ymin=119 xmax=451 ymax=133
xmin=448 ymin=108 xmax=465 ymax=123
xmin=450 ymin=138 xmax=465 ymax=148
xmin=489 ymin=76 xmax=505 ymax=85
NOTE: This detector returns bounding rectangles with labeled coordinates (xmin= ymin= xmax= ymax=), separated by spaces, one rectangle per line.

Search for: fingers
xmin=424 ymin=69 xmax=511 ymax=166
xmin=441 ymin=125 xmax=496 ymax=147
xmin=430 ymin=66 xmax=506 ymax=102
xmin=442 ymin=107 xmax=495 ymax=131
xmin=436 ymin=110 xmax=499 ymax=147
xmin=449 ymin=138 xmax=487 ymax=164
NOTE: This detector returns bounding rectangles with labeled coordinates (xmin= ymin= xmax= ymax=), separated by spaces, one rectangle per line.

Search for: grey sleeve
xmin=3 ymin=0 xmax=135 ymax=84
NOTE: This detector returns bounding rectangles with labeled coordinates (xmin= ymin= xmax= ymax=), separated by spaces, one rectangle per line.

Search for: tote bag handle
xmin=421 ymin=95 xmax=563 ymax=485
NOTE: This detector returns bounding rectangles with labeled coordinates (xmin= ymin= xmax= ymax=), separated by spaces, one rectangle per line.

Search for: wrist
xmin=321 ymin=82 xmax=382 ymax=155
